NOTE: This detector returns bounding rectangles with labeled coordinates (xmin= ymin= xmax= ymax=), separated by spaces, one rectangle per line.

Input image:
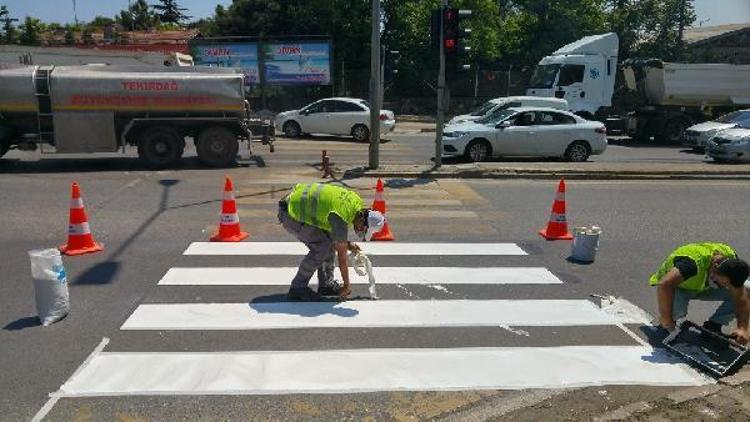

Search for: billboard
xmin=262 ymin=42 xmax=332 ymax=85
xmin=190 ymin=43 xmax=260 ymax=85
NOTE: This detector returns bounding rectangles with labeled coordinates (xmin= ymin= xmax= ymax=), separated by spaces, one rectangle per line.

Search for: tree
xmin=0 ymin=5 xmax=19 ymax=44
xmin=64 ymin=29 xmax=75 ymax=45
xmin=89 ymin=16 xmax=115 ymax=28
xmin=152 ymin=0 xmax=190 ymax=25
xmin=635 ymin=0 xmax=696 ymax=60
xmin=116 ymin=0 xmax=158 ymax=30
xmin=18 ymin=16 xmax=44 ymax=45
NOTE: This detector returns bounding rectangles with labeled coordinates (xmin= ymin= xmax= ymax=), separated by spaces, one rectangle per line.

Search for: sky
xmin=1 ymin=0 xmax=749 ymax=26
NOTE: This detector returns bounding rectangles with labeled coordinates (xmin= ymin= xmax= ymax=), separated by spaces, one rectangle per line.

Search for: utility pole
xmin=434 ymin=0 xmax=448 ymax=168
xmin=368 ymin=0 xmax=381 ymax=169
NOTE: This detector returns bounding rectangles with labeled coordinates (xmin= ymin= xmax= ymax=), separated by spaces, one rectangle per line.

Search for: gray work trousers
xmin=278 ymin=201 xmax=335 ymax=290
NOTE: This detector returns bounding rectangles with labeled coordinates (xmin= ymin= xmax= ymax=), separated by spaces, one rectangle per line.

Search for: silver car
xmin=706 ymin=125 xmax=750 ymax=163
xmin=683 ymin=109 xmax=750 ymax=149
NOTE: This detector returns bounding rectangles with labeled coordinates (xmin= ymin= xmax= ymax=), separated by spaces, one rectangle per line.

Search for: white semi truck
xmin=526 ymin=33 xmax=750 ymax=143
xmin=0 ymin=65 xmax=274 ymax=167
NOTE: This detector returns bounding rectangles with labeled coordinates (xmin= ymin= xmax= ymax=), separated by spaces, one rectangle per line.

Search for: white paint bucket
xmin=571 ymin=226 xmax=601 ymax=263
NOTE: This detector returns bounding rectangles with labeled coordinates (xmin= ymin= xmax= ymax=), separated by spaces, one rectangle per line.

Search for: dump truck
xmin=526 ymin=33 xmax=750 ymax=143
xmin=0 ymin=65 xmax=273 ymax=167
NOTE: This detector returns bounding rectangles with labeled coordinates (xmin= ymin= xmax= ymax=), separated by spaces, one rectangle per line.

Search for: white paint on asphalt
xmin=158 ymin=267 xmax=562 ymax=286
xmin=498 ymin=325 xmax=531 ymax=337
xmin=57 ymin=346 xmax=709 ymax=396
xmin=121 ymin=300 xmax=626 ymax=330
xmin=183 ymin=242 xmax=528 ymax=256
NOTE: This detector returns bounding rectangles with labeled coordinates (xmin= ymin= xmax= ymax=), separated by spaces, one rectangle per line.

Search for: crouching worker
xmin=278 ymin=183 xmax=385 ymax=301
xmin=650 ymin=242 xmax=750 ymax=344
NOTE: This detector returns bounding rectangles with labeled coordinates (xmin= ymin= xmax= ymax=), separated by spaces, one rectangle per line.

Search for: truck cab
xmin=527 ymin=33 xmax=619 ymax=118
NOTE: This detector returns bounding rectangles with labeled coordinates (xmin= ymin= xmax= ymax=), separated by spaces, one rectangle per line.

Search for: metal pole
xmin=368 ymin=0 xmax=381 ymax=169
xmin=434 ymin=0 xmax=448 ymax=168
xmin=380 ymin=45 xmax=385 ymax=108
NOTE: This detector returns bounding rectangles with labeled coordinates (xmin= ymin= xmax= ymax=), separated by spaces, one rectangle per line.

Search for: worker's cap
xmin=363 ymin=210 xmax=386 ymax=241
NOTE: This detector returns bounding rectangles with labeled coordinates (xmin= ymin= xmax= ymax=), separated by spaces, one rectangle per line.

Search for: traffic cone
xmin=60 ymin=182 xmax=104 ymax=256
xmin=539 ymin=179 xmax=573 ymax=240
xmin=210 ymin=176 xmax=249 ymax=242
xmin=370 ymin=178 xmax=394 ymax=241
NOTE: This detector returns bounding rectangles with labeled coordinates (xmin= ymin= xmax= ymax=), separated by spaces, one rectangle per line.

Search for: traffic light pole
xmin=368 ymin=0 xmax=381 ymax=170
xmin=435 ymin=0 xmax=448 ymax=168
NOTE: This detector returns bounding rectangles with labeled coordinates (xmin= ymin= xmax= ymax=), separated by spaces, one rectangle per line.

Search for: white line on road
xmin=57 ymin=346 xmax=709 ymax=396
xmin=121 ymin=300 xmax=620 ymax=330
xmin=183 ymin=242 xmax=527 ymax=256
xmin=158 ymin=267 xmax=562 ymax=286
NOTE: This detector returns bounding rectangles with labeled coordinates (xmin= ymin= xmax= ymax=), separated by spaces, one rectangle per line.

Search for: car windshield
xmin=476 ymin=109 xmax=517 ymax=125
xmin=716 ymin=110 xmax=750 ymax=124
xmin=470 ymin=101 xmax=499 ymax=117
xmin=529 ymin=64 xmax=561 ymax=89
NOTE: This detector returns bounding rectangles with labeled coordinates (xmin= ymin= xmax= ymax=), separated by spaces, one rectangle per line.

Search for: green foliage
xmin=19 ymin=16 xmax=44 ymax=46
xmin=152 ymin=0 xmax=190 ymax=25
xmin=88 ymin=16 xmax=115 ymax=28
xmin=1 ymin=5 xmax=19 ymax=44
xmin=116 ymin=0 xmax=158 ymax=30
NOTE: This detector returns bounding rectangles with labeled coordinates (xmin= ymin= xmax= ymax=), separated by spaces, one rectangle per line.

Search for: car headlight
xmin=444 ymin=131 xmax=467 ymax=138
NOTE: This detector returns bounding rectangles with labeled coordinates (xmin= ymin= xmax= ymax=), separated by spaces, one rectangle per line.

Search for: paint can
xmin=571 ymin=226 xmax=601 ymax=263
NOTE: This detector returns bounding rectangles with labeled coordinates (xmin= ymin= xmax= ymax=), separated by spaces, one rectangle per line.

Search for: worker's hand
xmin=338 ymin=283 xmax=352 ymax=300
xmin=659 ymin=316 xmax=676 ymax=331
xmin=348 ymin=242 xmax=361 ymax=253
xmin=731 ymin=328 xmax=749 ymax=345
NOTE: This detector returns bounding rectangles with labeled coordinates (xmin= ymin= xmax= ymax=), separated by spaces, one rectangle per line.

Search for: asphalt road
xmin=1 ymin=151 xmax=748 ymax=420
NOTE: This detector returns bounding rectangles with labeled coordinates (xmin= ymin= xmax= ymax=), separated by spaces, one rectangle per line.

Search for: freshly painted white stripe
xmin=183 ymin=242 xmax=527 ymax=256
xmin=58 ymin=346 xmax=708 ymax=396
xmin=122 ymin=300 xmax=621 ymax=330
xmin=158 ymin=267 xmax=562 ymax=286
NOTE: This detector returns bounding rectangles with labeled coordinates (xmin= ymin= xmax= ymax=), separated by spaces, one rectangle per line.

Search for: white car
xmin=683 ymin=109 xmax=750 ymax=149
xmin=274 ymin=97 xmax=396 ymax=142
xmin=442 ymin=107 xmax=607 ymax=162
xmin=448 ymin=96 xmax=568 ymax=125
xmin=706 ymin=125 xmax=750 ymax=163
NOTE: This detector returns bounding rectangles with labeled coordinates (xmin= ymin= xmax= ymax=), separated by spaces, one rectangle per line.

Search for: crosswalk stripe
xmin=234 ymin=209 xmax=480 ymax=219
xmin=183 ymin=242 xmax=527 ymax=256
xmin=235 ymin=197 xmax=463 ymax=206
xmin=121 ymin=300 xmax=623 ymax=330
xmin=157 ymin=267 xmax=563 ymax=286
xmin=57 ymin=346 xmax=708 ymax=396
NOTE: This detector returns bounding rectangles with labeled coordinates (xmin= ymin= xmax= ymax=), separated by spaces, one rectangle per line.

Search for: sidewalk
xmin=341 ymin=162 xmax=750 ymax=180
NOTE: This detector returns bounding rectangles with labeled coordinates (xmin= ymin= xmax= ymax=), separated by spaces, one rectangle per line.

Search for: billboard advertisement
xmin=262 ymin=42 xmax=332 ymax=85
xmin=190 ymin=43 xmax=260 ymax=84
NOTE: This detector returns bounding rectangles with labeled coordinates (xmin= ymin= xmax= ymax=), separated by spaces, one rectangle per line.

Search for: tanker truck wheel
xmin=196 ymin=126 xmax=239 ymax=167
xmin=137 ymin=126 xmax=183 ymax=168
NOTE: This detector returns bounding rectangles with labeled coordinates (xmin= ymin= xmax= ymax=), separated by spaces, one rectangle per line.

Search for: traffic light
xmin=444 ymin=7 xmax=472 ymax=78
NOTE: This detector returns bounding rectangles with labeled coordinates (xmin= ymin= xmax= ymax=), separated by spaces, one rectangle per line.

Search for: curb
xmin=592 ymin=370 xmax=750 ymax=420
xmin=340 ymin=167 xmax=750 ymax=181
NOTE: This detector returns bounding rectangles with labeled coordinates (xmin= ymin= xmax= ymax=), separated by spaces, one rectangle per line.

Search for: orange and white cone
xmin=210 ymin=176 xmax=249 ymax=242
xmin=60 ymin=182 xmax=104 ymax=256
xmin=539 ymin=179 xmax=573 ymax=240
xmin=370 ymin=178 xmax=395 ymax=241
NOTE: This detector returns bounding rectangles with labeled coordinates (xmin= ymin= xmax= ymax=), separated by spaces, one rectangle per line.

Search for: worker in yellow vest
xmin=650 ymin=242 xmax=750 ymax=344
xmin=278 ymin=183 xmax=386 ymax=301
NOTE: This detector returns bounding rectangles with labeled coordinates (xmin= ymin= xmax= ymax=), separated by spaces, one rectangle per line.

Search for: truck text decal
xmin=70 ymin=94 xmax=216 ymax=107
xmin=121 ymin=81 xmax=179 ymax=91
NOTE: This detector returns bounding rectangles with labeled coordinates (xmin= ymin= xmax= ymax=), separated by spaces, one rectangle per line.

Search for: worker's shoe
xmin=287 ymin=286 xmax=321 ymax=301
xmin=318 ymin=280 xmax=343 ymax=296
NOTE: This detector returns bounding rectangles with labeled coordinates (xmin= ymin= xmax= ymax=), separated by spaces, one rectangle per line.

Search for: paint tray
xmin=663 ymin=320 xmax=750 ymax=378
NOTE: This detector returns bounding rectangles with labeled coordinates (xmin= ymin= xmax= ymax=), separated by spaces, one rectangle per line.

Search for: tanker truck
xmin=0 ymin=65 xmax=274 ymax=167
xmin=526 ymin=33 xmax=750 ymax=143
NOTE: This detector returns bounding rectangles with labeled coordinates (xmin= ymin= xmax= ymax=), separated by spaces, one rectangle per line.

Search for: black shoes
xmin=287 ymin=286 xmax=321 ymax=301
xmin=317 ymin=280 xmax=342 ymax=296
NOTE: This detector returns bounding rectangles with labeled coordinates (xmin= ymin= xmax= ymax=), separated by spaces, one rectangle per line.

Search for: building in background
xmin=685 ymin=23 xmax=750 ymax=64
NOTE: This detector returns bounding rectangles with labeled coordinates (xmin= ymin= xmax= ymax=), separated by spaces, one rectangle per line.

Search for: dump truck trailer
xmin=0 ymin=65 xmax=273 ymax=167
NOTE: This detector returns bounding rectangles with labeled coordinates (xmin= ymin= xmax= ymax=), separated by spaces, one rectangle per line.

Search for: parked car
xmin=442 ymin=107 xmax=607 ymax=162
xmin=706 ymin=125 xmax=750 ymax=163
xmin=448 ymin=96 xmax=569 ymax=125
xmin=274 ymin=97 xmax=396 ymax=142
xmin=683 ymin=109 xmax=750 ymax=149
